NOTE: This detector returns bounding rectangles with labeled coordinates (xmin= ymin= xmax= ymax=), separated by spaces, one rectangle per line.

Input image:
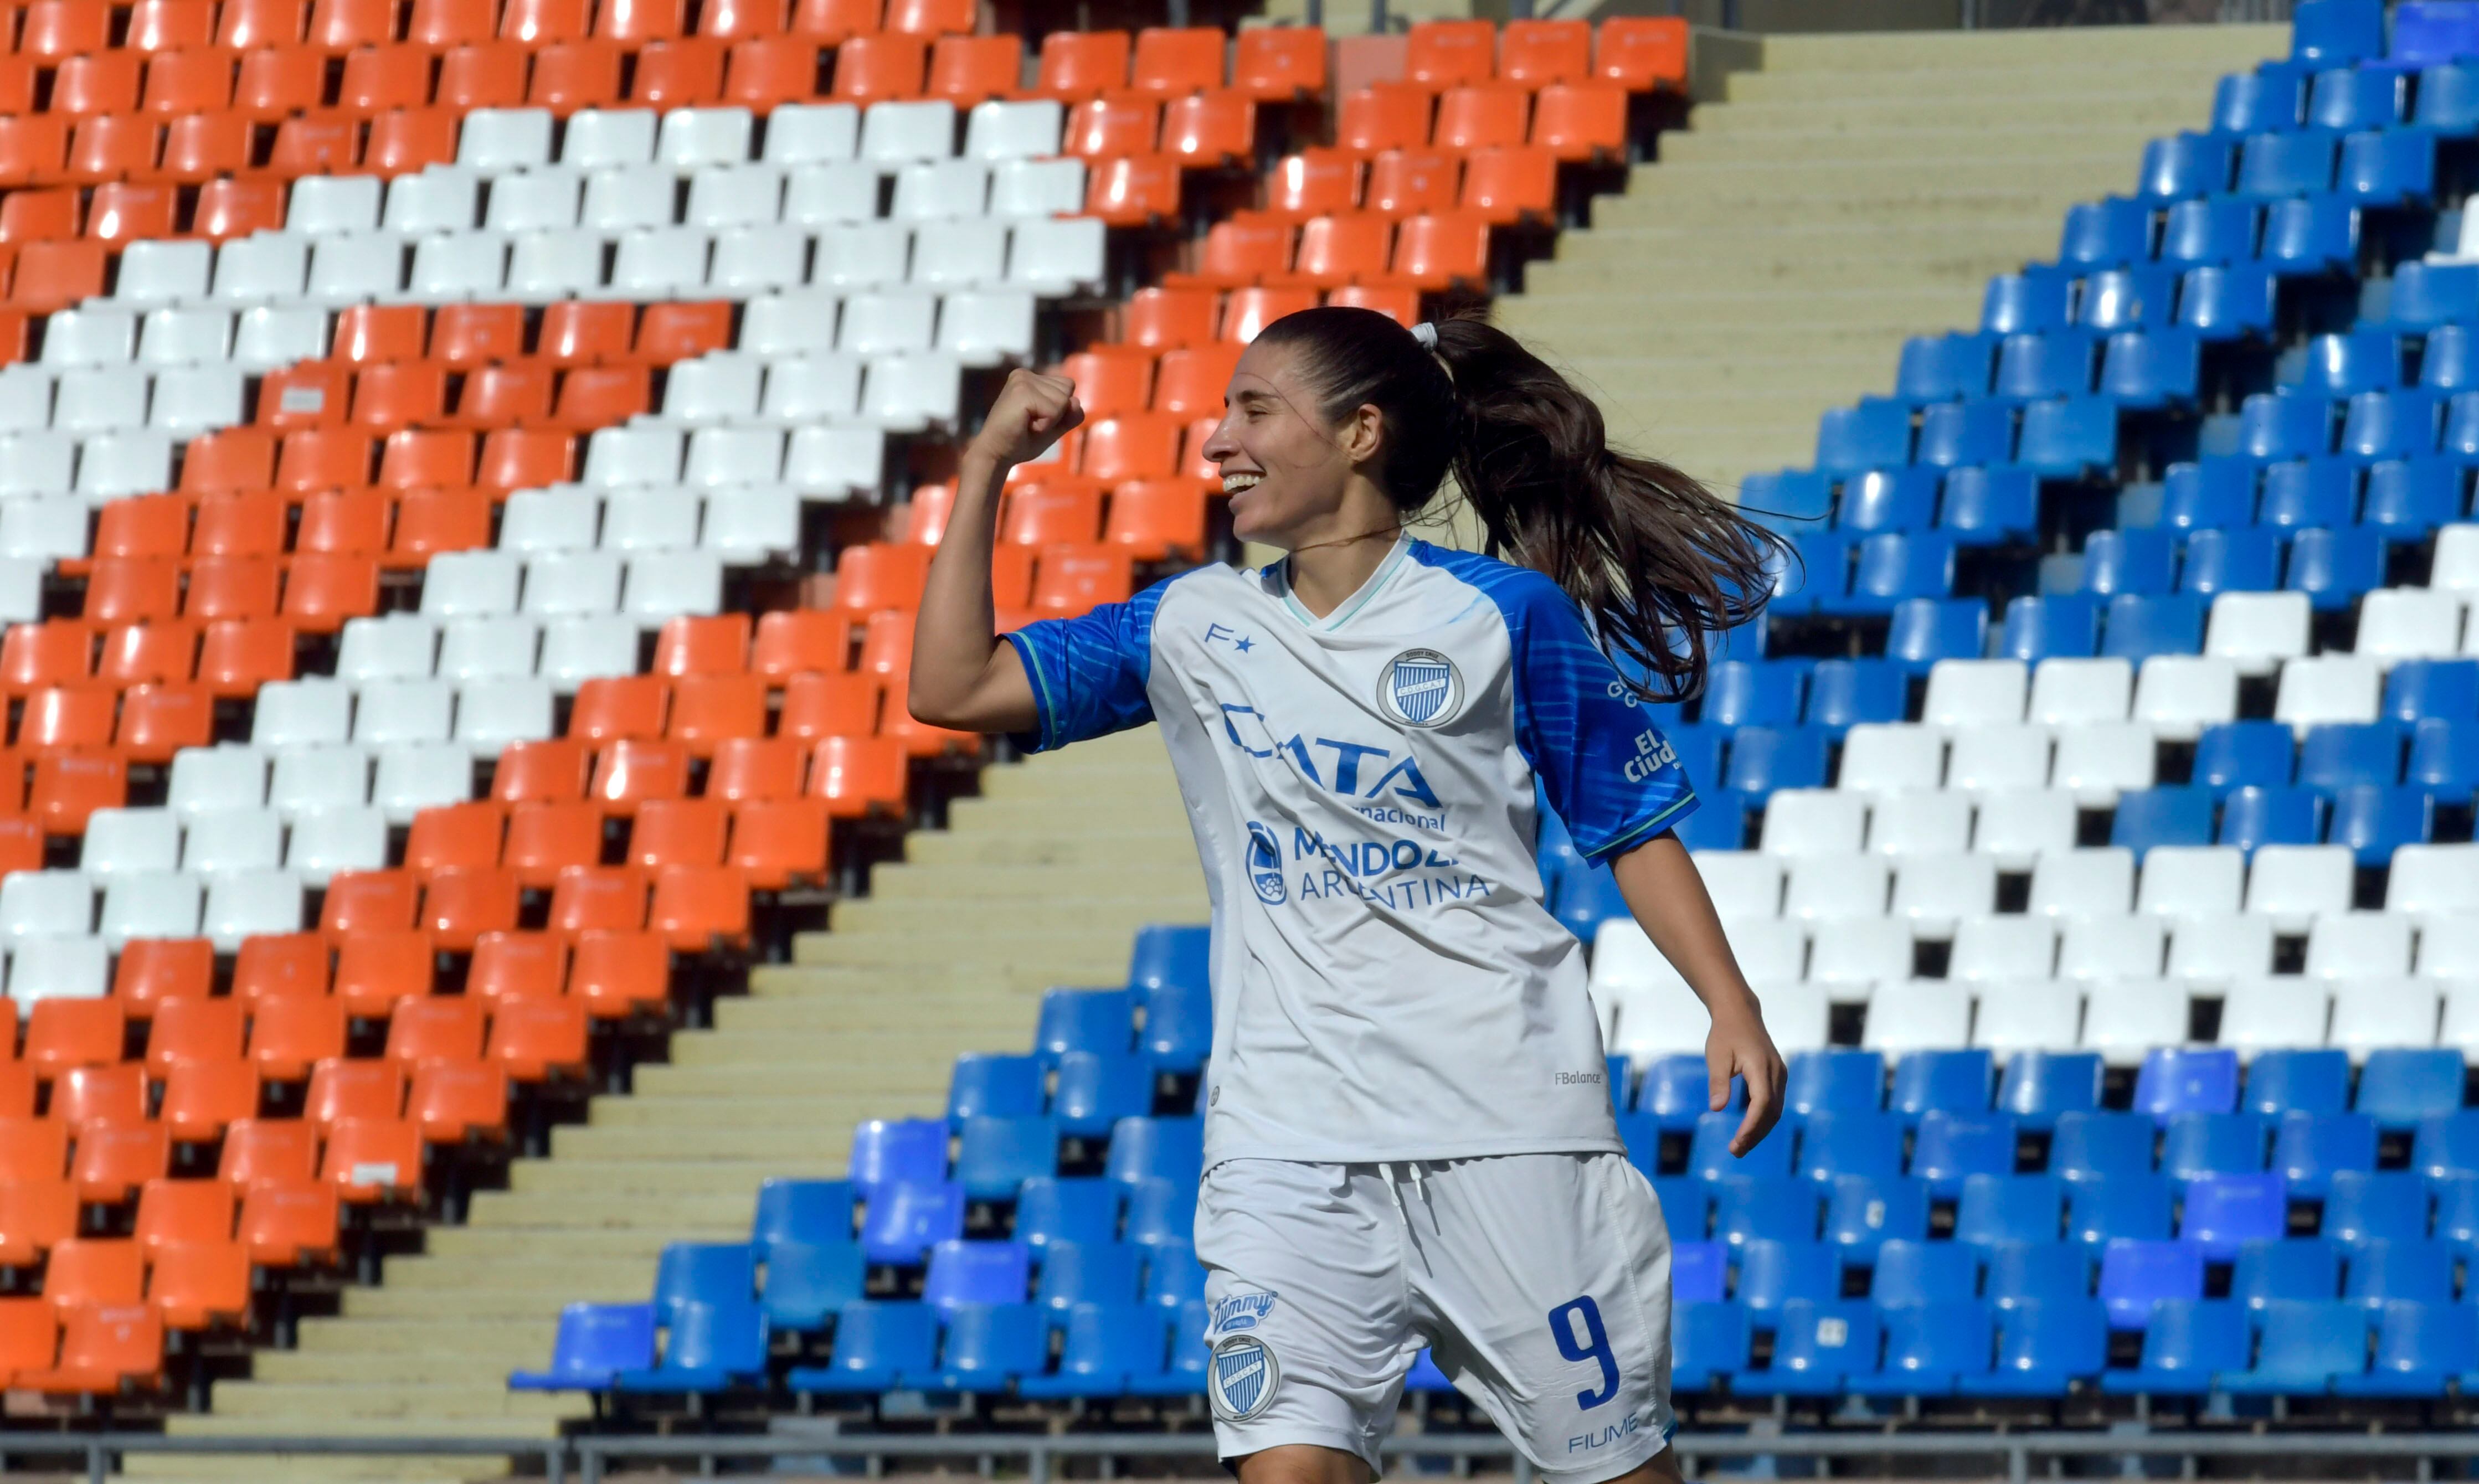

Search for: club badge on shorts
xmin=1378 ymin=648 xmax=1463 ymax=728
xmin=1207 ymin=1333 xmax=1280 ymax=1422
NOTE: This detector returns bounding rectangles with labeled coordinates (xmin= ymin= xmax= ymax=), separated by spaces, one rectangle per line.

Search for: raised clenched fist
xmin=969 ymin=367 xmax=1086 ymax=469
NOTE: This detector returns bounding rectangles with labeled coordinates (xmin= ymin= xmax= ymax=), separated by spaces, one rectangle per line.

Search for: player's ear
xmin=1339 ymin=401 xmax=1386 ymax=466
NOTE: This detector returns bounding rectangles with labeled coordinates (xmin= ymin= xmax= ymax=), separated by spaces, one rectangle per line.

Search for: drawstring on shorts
xmin=1380 ymin=1162 xmax=1431 ymax=1224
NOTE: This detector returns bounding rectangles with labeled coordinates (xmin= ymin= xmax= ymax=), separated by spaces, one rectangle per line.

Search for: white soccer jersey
xmin=1005 ymin=535 xmax=1699 ymax=1168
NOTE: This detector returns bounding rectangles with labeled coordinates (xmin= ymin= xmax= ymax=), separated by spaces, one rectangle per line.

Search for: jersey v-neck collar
xmin=1267 ymin=534 xmax=1415 ymax=632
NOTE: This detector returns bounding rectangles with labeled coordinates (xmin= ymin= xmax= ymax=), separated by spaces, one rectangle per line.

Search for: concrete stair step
xmin=1629 ymin=154 xmax=2131 ymax=204
xmin=633 ymin=1059 xmax=950 ymax=1099
xmin=1530 ymin=247 xmax=2034 ymax=296
xmin=207 ymin=1380 xmax=579 ymax=1421
xmin=599 ymin=1091 xmax=943 ymax=1127
xmin=1756 ymin=23 xmax=2280 ymax=74
xmin=1505 ymin=285 xmax=1976 ymax=331
xmin=379 ymin=1253 xmax=652 ymax=1294
xmin=666 ymin=1026 xmax=994 ymax=1068
xmin=832 ymin=895 xmax=1205 ymax=936
xmin=900 ymin=831 xmax=1202 ymax=868
xmin=789 ymin=932 xmax=1131 ymax=977
xmin=290 ymin=1317 xmax=550 ymax=1357
xmin=718 ymin=990 xmax=1035 ymax=1030
xmin=465 ymin=1188 xmax=756 ymax=1230
xmin=1696 ymin=92 xmax=2217 ymax=136
xmin=868 ymin=863 xmax=1192 ymax=900
xmin=169 ymin=1410 xmax=564 ymax=1440
xmin=1592 ymin=189 xmax=2115 ymax=232
xmin=1560 ymin=352 xmax=1891 ymax=398
xmin=249 ymin=1349 xmax=549 ymax=1386
xmin=127 ymin=1452 xmax=515 ymax=1483
xmin=343 ymin=1286 xmax=588 ymax=1322
xmin=544 ymin=1121 xmax=850 ymax=1162
xmin=1658 ymin=124 xmax=2167 ymax=169
xmin=506 ymin=1157 xmax=833 ymax=1197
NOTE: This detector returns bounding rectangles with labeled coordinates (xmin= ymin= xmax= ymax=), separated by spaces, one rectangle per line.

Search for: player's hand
xmin=969 ymin=368 xmax=1085 ymax=468
xmin=1706 ymin=997 xmax=1787 ymax=1158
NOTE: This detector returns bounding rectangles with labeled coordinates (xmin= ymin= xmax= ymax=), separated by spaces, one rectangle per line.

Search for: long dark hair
xmin=1252 ymin=306 xmax=1784 ymax=704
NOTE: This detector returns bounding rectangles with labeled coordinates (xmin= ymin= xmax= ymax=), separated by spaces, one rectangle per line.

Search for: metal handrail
xmin=14 ymin=1425 xmax=2479 ymax=1484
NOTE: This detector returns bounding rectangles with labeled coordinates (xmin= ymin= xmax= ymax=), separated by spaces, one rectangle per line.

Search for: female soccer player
xmin=912 ymin=307 xmax=1788 ymax=1484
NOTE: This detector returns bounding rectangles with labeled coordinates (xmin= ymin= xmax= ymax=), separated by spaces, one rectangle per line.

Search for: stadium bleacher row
xmin=505 ymin=0 xmax=2479 ymax=1423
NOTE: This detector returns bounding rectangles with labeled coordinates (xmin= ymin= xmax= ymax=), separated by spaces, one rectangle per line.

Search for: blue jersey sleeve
xmin=1001 ymin=578 xmax=1171 ymax=753
xmin=1506 ymin=581 xmax=1699 ymax=864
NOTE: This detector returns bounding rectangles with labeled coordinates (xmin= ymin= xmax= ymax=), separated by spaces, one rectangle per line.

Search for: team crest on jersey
xmin=1378 ymin=648 xmax=1463 ymax=728
xmin=1245 ymin=822 xmax=1285 ymax=905
xmin=1208 ymin=1333 xmax=1279 ymax=1422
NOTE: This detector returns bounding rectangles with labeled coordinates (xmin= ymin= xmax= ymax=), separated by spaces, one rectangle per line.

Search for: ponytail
xmin=1253 ymin=307 xmax=1785 ymax=704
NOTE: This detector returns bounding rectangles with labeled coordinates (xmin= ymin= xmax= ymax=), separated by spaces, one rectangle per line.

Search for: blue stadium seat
xmin=1773 ymin=530 xmax=1853 ymax=615
xmin=1672 ymin=1240 xmax=1729 ymax=1302
xmin=752 ymin=1179 xmax=857 ymax=1255
xmin=1712 ymin=1176 xmax=1820 ymax=1246
xmin=1641 ymin=1053 xmax=1736 ymax=1130
xmin=2293 ymin=329 xmax=2400 ymax=396
xmin=2410 ymin=719 xmax=2479 ymax=802
xmin=1940 ymin=467 xmax=2040 ymax=545
xmin=1105 ymin=1116 xmax=1204 ymax=1188
xmin=2017 ymin=397 xmax=2118 ymax=477
xmin=2344 ymin=1239 xmax=2455 ymax=1308
xmin=1551 ymin=862 xmax=1627 ymax=940
xmin=1799 ymin=1110 xmax=1905 ymax=1182
xmin=2159 ymin=198 xmax=2259 ymax=266
xmin=2271 ymin=1110 xmax=2377 ymax=1197
xmin=1891 ymin=1050 xmax=1993 ymax=1121
xmin=1833 ymin=532 xmax=1958 ymax=616
xmin=1738 ymin=468 xmax=1835 ymax=528
xmin=2336 ymin=1300 xmax=2479 ymax=1397
xmin=1912 ymin=1112 xmax=2019 ymax=1198
xmin=2238 ymin=392 xmax=2336 ymax=459
xmin=2342 ymin=388 xmax=2444 ymax=460
xmin=2360 ymin=457 xmax=2465 ymax=538
xmin=2060 ymin=198 xmax=2153 ymax=267
xmin=1915 ymin=401 xmax=2015 ymax=467
xmin=2216 ymin=70 xmax=2305 ymax=134
xmin=955 ymin=1116 xmax=1060 ymax=1199
xmin=2162 ymin=1112 xmax=2271 ymax=1182
xmin=2384 ymin=262 xmax=2479 ymax=330
xmin=1703 ymin=661 xmax=1804 ymax=729
xmin=2181 ymin=527 xmax=2284 ymax=596
xmin=1671 ymin=1302 xmax=1752 ymax=1392
xmin=2321 ymin=1169 xmax=2430 ymax=1246
xmin=1804 ymin=661 xmax=1906 ymax=735
xmin=2101 ymin=329 xmax=2202 ymax=408
xmin=1679 ymin=793 xmax=1751 ymax=853
xmin=2259 ymin=457 xmax=2358 ymax=529
xmin=1837 ymin=468 xmax=1940 ymax=534
xmin=2421 ymin=61 xmax=2479 ymax=131
xmin=2081 ymin=528 xmax=2178 ymax=596
xmin=1035 ymin=988 xmax=1138 ymax=1063
xmin=2181 ymin=1173 xmax=2290 ymax=1258
xmin=1691 ymin=1109 xmax=1794 ymax=1181
xmin=2181 ymin=263 xmax=2279 ymax=337
xmin=510 ymin=1302 xmax=657 ymax=1392
xmin=950 ymin=1053 xmax=1045 ymax=1126
xmin=2439 ymin=1174 xmax=2479 ymax=1253
xmin=1849 ymin=1300 xmax=1993 ymax=1397
xmin=2236 ymin=128 xmax=2342 ymax=197
xmin=1885 ymin=597 xmax=1987 ymax=672
xmin=653 ymin=1243 xmax=759 ymax=1325
xmin=1823 ymin=1174 xmax=1930 ymax=1254
xmin=760 ymin=1243 xmax=867 ymax=1332
xmin=1969 ymin=1298 xmax=2109 ymax=1396
xmin=1140 ymin=983 xmax=1210 ymax=1073
xmin=2220 ymin=1298 xmax=2369 ymax=1393
xmin=2098 ymin=1239 xmax=2206 ymax=1329
xmin=2138 ymin=132 xmax=2236 ymax=200
xmin=931 ymin=1302 xmax=1048 ymax=1393
xmin=850 ymin=1119 xmax=949 ymax=1196
xmin=2248 ymin=1048 xmax=2353 ymax=1114
xmin=2077 ymin=269 xmax=2179 ymax=333
xmin=1999 ymin=594 xmax=2102 ymax=662
xmin=2444 ymin=391 xmax=2479 ymax=456
xmin=2159 ymin=456 xmax=2258 ymax=530
xmin=1127 ymin=925 xmax=1208 ymax=996
xmin=1983 ymin=272 xmax=2072 ymax=334
xmin=1663 ymin=722 xmax=1727 ymax=791
xmin=1652 ymin=1178 xmax=1711 ymax=1240
xmin=2298 ymin=721 xmax=2407 ymax=790
xmin=1816 ymin=399 xmax=1915 ymax=475
xmin=1123 ymin=1177 xmax=1195 ymax=1249
xmin=1897 ymin=333 xmax=1997 ymax=401
xmin=2136 ymin=1049 xmax=2243 ymax=1121
xmin=2395 ymin=0 xmax=2479 ymax=64
xmin=2053 ymin=1112 xmax=2158 ymax=1182
xmin=1998 ymin=331 xmax=2098 ymax=398
xmin=2413 ymin=1110 xmax=2479 ymax=1177
xmin=2286 ymin=527 xmax=2387 ymax=609
xmin=924 ymin=1239 xmax=1032 ymax=1311
xmin=2324 ymin=783 xmax=2434 ymax=864
xmin=790 ymin=1302 xmax=940 ymax=1393
xmin=1732 ymin=1238 xmax=1839 ymax=1310
xmin=1788 ymin=1049 xmax=1886 ymax=1116
xmin=1737 ymin=1300 xmax=1879 ymax=1396
xmin=2112 ymin=787 xmax=2216 ymax=857
xmin=1053 ymin=1053 xmax=1155 ymax=1138
xmin=2423 ymin=324 xmax=2479 ymax=391
xmin=861 ymin=1182 xmax=965 ymax=1264
xmin=612 ymin=1300 xmax=770 ymax=1394
xmin=2068 ymin=1174 xmax=2177 ymax=1245
xmin=1871 ymin=1239 xmax=1980 ymax=1306
xmin=2103 ymin=593 xmax=2207 ymax=661
xmin=2233 ymin=1237 xmax=2342 ymax=1308
xmin=2194 ymin=722 xmax=2297 ymax=795
xmin=2219 ymin=785 xmax=2325 ymax=854
xmin=1126 ymin=1299 xmax=1210 ymax=1398
xmin=1997 ymin=1050 xmax=2103 ymax=1129
xmin=1143 ymin=1241 xmax=1205 ymax=1311
xmin=1984 ymin=1244 xmax=2091 ymax=1309
xmin=2292 ymin=0 xmax=2384 ymax=63
xmin=1955 ymin=1173 xmax=2067 ymax=1248
xmin=1726 ymin=725 xmax=1829 ymax=795
xmin=2369 ymin=1056 xmax=2470 ymax=1130
xmin=2339 ymin=128 xmax=2435 ymax=205
xmin=2309 ymin=68 xmax=2406 ymax=131
xmin=1017 ymin=1302 xmax=1168 ymax=1399
xmin=1015 ymin=1177 xmax=1121 ymax=1250
xmin=1034 ymin=1239 xmax=1143 ymax=1311
xmin=2101 ymin=1298 xmax=2251 ymax=1394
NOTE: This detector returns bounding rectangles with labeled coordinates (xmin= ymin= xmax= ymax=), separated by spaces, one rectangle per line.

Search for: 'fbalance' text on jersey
xmin=1004 ymin=537 xmax=1698 ymax=1169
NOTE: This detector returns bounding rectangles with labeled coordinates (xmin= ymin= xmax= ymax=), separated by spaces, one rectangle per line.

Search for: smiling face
xmin=1197 ymin=338 xmax=1395 ymax=551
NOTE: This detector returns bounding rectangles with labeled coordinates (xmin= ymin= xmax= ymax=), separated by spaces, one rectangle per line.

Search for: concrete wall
xmin=1582 ymin=0 xmax=1962 ymax=30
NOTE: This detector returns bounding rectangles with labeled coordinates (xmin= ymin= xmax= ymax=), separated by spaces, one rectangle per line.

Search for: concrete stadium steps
xmin=152 ymin=727 xmax=1198 ymax=1478
xmin=1495 ymin=22 xmax=2286 ymax=495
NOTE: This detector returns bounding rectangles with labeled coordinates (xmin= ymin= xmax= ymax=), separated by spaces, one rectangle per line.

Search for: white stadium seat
xmin=2057 ymin=914 xmax=2166 ymax=981
xmin=2166 ymin=911 xmax=2276 ymax=986
xmin=2081 ymin=978 xmax=2187 ymax=1065
xmin=1922 ymin=659 xmax=2027 ymax=731
xmin=1949 ymin=917 xmax=2059 ymax=983
xmin=1862 ymin=980 xmax=1974 ymax=1055
xmin=2242 ymin=844 xmax=2355 ymax=931
xmin=2135 ymin=844 xmax=2244 ymax=918
xmin=2218 ymin=977 xmax=2331 ymax=1058
xmin=1758 ymin=790 xmax=1866 ymax=857
xmin=1946 ymin=725 xmax=2051 ymax=795
xmin=2131 ymin=655 xmax=2238 ymax=740
xmin=1975 ymin=980 xmax=2081 ymax=1056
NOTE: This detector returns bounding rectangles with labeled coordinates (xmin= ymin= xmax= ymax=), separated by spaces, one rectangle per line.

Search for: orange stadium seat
xmin=1366 ymin=148 xmax=1460 ymax=217
xmin=1161 ymin=91 xmax=1254 ymax=164
xmin=69 ymin=1124 xmax=170 ymax=1204
xmin=777 ymin=671 xmax=878 ymax=743
xmin=1500 ymin=19 xmax=1592 ymax=85
xmin=1232 ymin=25 xmax=1325 ymax=100
xmin=338 ymin=48 xmax=430 ymax=112
xmin=157 ymin=1062 xmax=260 ymax=1144
xmin=18 ymin=1304 xmax=163 ymax=1395
xmin=631 ymin=796 xmax=729 ymax=867
xmin=409 ymin=1062 xmax=509 ymax=1143
xmin=1462 ymin=145 xmax=1556 ymax=223
xmin=1064 ymin=95 xmax=1158 ymax=158
xmin=314 ymin=869 xmax=417 ymax=937
xmin=1085 ymin=154 xmax=1181 ymax=226
xmin=0 ymin=1120 xmax=72 ymax=1187
xmin=728 ymin=798 xmax=830 ymax=888
xmin=1264 ymin=149 xmax=1361 ymax=219
xmin=1406 ymin=19 xmax=1496 ymax=87
xmin=570 ymin=930 xmax=667 ymax=1018
xmin=322 ymin=1118 xmax=424 ymax=1202
xmin=598 ymin=0 xmax=683 ymax=40
xmin=1532 ymin=81 xmax=1627 ymax=162
xmin=531 ymin=40 xmax=624 ymax=109
xmin=383 ymin=996 xmax=486 ymax=1068
xmin=1597 ymin=16 xmax=1688 ymax=91
xmin=88 ymin=182 xmax=176 ymax=241
xmin=336 ymin=931 xmax=435 ymax=1018
xmin=470 ymin=932 xmax=568 ymax=1006
xmin=503 ymin=801 xmax=602 ymax=888
xmin=495 ymin=739 xmax=592 ymax=805
xmin=789 ymin=0 xmax=878 ymax=42
xmin=1221 ymin=286 xmax=1316 ymax=343
xmin=25 ymin=999 xmax=125 ymax=1080
xmin=439 ymin=42 xmax=530 ymax=108
xmin=150 ymin=1241 xmax=252 ymax=1331
xmin=486 ymin=997 xmax=591 ymax=1080
xmin=1038 ymin=30 xmax=1129 ymax=100
xmin=704 ymin=736 xmax=804 ymax=803
xmin=1435 ymin=83 xmax=1530 ymax=152
xmin=884 ymin=0 xmax=970 ymax=35
xmin=235 ymin=48 xmax=323 ymax=117
xmin=305 ymin=1059 xmax=407 ymax=1131
xmin=1391 ymin=210 xmax=1492 ymax=290
xmin=114 ymin=940 xmax=214 ymax=1018
xmin=750 ymin=610 xmax=851 ymax=679
xmin=1105 ymin=478 xmax=1211 ymax=561
xmin=1290 ymin=213 xmax=1393 ymax=287
xmin=1151 ymin=343 xmax=1242 ymax=418
xmin=132 ymin=0 xmax=219 ymax=48
xmin=650 ymin=864 xmax=750 ymax=950
xmin=41 ymin=1239 xmax=147 ymax=1310
xmin=237 ymin=1179 xmax=338 ymax=1266
xmin=808 ymin=734 xmax=904 ymax=817
xmin=134 ymin=1180 xmax=238 ymax=1260
xmin=829 ymin=31 xmax=922 ymax=101
xmin=99 ymin=622 xmax=200 ymax=686
xmin=572 ymin=675 xmax=670 ymax=744
xmin=1336 ymin=83 xmax=1432 ymax=155
xmin=0 ymin=1298 xmax=57 ymax=1377
xmin=146 ymin=999 xmax=246 ymax=1079
xmin=1132 ymin=26 xmax=1225 ymax=96
xmin=729 ymin=35 xmax=824 ymax=106
xmin=21 ymin=0 xmax=109 ymax=59
xmin=701 ymin=0 xmax=786 ymax=39
xmin=235 ymin=932 xmax=334 ymax=1006
xmin=311 ymin=0 xmax=396 ymax=48
xmin=548 ymin=865 xmax=650 ymax=935
xmin=220 ymin=1120 xmax=321 ymax=1191
xmin=420 ymin=865 xmax=521 ymax=949
xmin=925 ymin=34 xmax=1018 ymax=104
xmin=220 ymin=0 xmax=309 ymax=47
xmin=247 ymin=998 xmax=347 ymax=1081
xmin=506 ymin=0 xmax=592 ymax=40
xmin=668 ymin=674 xmax=768 ymax=753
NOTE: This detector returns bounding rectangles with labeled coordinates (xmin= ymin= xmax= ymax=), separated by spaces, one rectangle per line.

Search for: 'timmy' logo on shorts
xmin=1207 ymin=1333 xmax=1279 ymax=1423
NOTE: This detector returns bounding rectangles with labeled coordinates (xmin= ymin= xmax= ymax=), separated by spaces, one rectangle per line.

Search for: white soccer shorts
xmin=1194 ymin=1152 xmax=1676 ymax=1482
